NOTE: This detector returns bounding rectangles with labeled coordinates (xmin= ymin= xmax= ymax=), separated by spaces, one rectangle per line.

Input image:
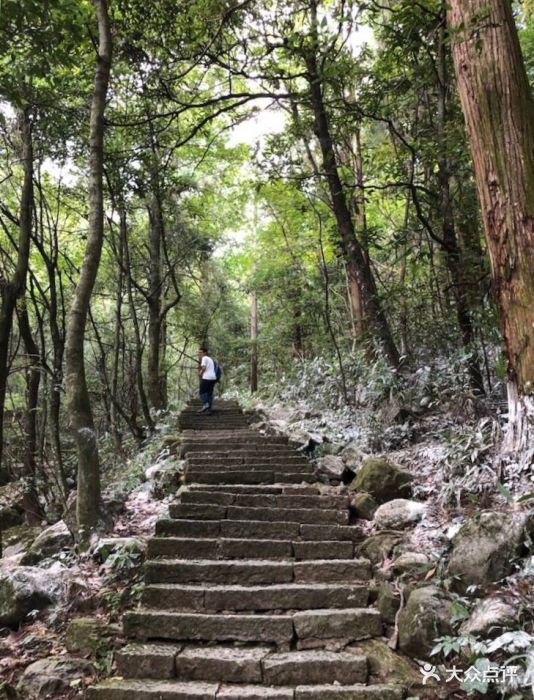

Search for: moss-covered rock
xmin=358 ymin=532 xmax=405 ymax=565
xmin=65 ymin=617 xmax=119 ymax=656
xmin=0 ymin=481 xmax=25 ymax=528
xmin=2 ymin=524 xmax=40 ymax=550
xmin=20 ymin=520 xmax=73 ymax=565
xmin=357 ymin=638 xmax=422 ymax=689
xmin=349 ymin=458 xmax=412 ymax=504
xmin=448 ymin=511 xmax=528 ymax=591
xmin=398 ymin=585 xmax=453 ymax=658
xmin=377 ymin=583 xmax=401 ymax=624
xmin=350 ymin=492 xmax=378 ymax=520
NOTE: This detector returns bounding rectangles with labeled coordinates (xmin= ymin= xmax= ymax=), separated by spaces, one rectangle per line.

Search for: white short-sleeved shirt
xmin=201 ymin=355 xmax=217 ymax=380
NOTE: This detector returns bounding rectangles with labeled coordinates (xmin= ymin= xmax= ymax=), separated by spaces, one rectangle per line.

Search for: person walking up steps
xmin=197 ymin=346 xmax=217 ymax=414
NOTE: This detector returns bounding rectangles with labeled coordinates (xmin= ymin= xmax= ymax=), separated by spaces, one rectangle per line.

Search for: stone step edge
xmin=115 ymin=643 xmax=369 ymax=684
xmin=88 ymin=679 xmax=403 ymax=699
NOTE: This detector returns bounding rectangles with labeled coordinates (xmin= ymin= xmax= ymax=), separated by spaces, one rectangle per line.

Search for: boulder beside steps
xmin=88 ymin=400 xmax=403 ymax=699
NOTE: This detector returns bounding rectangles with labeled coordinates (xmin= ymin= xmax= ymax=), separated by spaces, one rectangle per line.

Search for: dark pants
xmin=199 ymin=379 xmax=216 ymax=409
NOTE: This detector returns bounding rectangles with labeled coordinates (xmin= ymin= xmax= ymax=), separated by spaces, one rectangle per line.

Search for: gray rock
xmin=374 ymin=500 xmax=426 ymax=530
xmin=0 ymin=565 xmax=66 ymax=627
xmin=341 ymin=444 xmax=365 ymax=472
xmin=349 ymin=458 xmax=412 ymax=504
xmin=288 ymin=427 xmax=324 ymax=450
xmin=350 ymin=492 xmax=378 ymax=520
xmin=448 ymin=511 xmax=528 ymax=591
xmin=398 ymin=585 xmax=453 ymax=658
xmin=20 ymin=520 xmax=73 ymax=565
xmin=315 ymin=455 xmax=346 ymax=481
xmin=145 ymin=461 xmax=182 ymax=496
xmin=16 ymin=656 xmax=94 ymax=699
xmin=391 ymin=552 xmax=430 ymax=576
xmin=460 ymin=598 xmax=516 ymax=637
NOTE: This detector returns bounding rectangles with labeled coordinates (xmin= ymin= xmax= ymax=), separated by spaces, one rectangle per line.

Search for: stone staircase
xmin=88 ymin=400 xmax=403 ymax=699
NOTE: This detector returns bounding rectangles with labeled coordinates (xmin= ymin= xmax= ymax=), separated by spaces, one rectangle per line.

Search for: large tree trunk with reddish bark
xmin=64 ymin=0 xmax=112 ymax=543
xmin=448 ymin=0 xmax=534 ymax=449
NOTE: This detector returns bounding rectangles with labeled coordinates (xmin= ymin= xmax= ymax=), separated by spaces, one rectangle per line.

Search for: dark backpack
xmin=214 ymin=362 xmax=222 ymax=383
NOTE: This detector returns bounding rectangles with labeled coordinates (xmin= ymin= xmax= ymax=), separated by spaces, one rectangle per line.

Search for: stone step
xmin=124 ymin=608 xmax=380 ymax=644
xmin=186 ymin=470 xmax=277 ymax=485
xmin=115 ymin=643 xmax=369 ymax=686
xmin=187 ymin=455 xmax=308 ymax=464
xmin=186 ymin=464 xmax=313 ymax=476
xmin=145 ymin=559 xmax=294 ymax=585
xmin=185 ymin=472 xmax=316 ymax=486
xmin=175 ymin=645 xmax=271 ymax=683
xmin=88 ymin=679 xmax=403 ymax=700
xmin=145 ymin=558 xmax=372 ymax=585
xmin=124 ymin=611 xmax=294 ymax=643
xmin=148 ymin=537 xmax=354 ymax=561
xmin=143 ymin=583 xmax=368 ymax=611
xmin=155 ymin=519 xmax=363 ymax=544
xmin=188 ymin=448 xmax=295 ymax=456
xmin=116 ymin=642 xmax=183 ymax=679
xmin=293 ymin=608 xmax=382 ymax=640
xmin=87 ymin=679 xmax=219 ymax=699
xmin=293 ymin=560 xmax=372 ymax=583
xmin=224 ymin=506 xmax=348 ymax=525
xmin=134 ymin=646 xmax=367 ymax=686
xmin=147 ymin=537 xmax=294 ymax=560
xmin=181 ymin=491 xmax=349 ymax=509
xmin=186 ymin=485 xmax=318 ymax=494
xmin=186 ymin=463 xmax=311 ymax=472
xmin=168 ymin=504 xmax=348 ymax=525
xmin=262 ymin=651 xmax=367 ymax=686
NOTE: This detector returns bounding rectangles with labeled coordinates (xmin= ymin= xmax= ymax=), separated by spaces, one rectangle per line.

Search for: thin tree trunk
xmin=304 ymin=2 xmax=400 ymax=368
xmin=448 ymin=0 xmax=534 ymax=448
xmin=0 ymin=109 xmax=33 ymax=484
xmin=110 ymin=218 xmax=124 ymax=453
xmin=64 ymin=0 xmax=112 ymax=542
xmin=121 ymin=202 xmax=154 ymax=433
xmin=17 ymin=303 xmax=43 ymax=524
xmin=250 ymin=292 xmax=258 ymax=393
xmin=147 ymin=186 xmax=164 ymax=411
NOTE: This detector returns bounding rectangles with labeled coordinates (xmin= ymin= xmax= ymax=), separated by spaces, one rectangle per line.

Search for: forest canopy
xmin=1 ymin=0 xmax=534 ymax=542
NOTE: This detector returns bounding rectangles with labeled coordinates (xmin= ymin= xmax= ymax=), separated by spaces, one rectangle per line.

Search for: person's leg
xmin=198 ymin=380 xmax=210 ymax=411
xmin=207 ymin=380 xmax=216 ymax=410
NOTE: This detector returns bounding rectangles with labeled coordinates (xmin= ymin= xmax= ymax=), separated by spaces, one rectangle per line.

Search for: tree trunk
xmin=17 ymin=303 xmax=43 ymax=524
xmin=64 ymin=0 xmax=112 ymax=543
xmin=437 ymin=8 xmax=485 ymax=395
xmin=347 ymin=128 xmax=367 ymax=342
xmin=250 ymin=292 xmax=258 ymax=393
xmin=304 ymin=2 xmax=400 ymax=368
xmin=121 ymin=202 xmax=154 ymax=433
xmin=448 ymin=0 xmax=534 ymax=448
xmin=0 ymin=109 xmax=33 ymax=485
xmin=147 ymin=185 xmax=164 ymax=411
